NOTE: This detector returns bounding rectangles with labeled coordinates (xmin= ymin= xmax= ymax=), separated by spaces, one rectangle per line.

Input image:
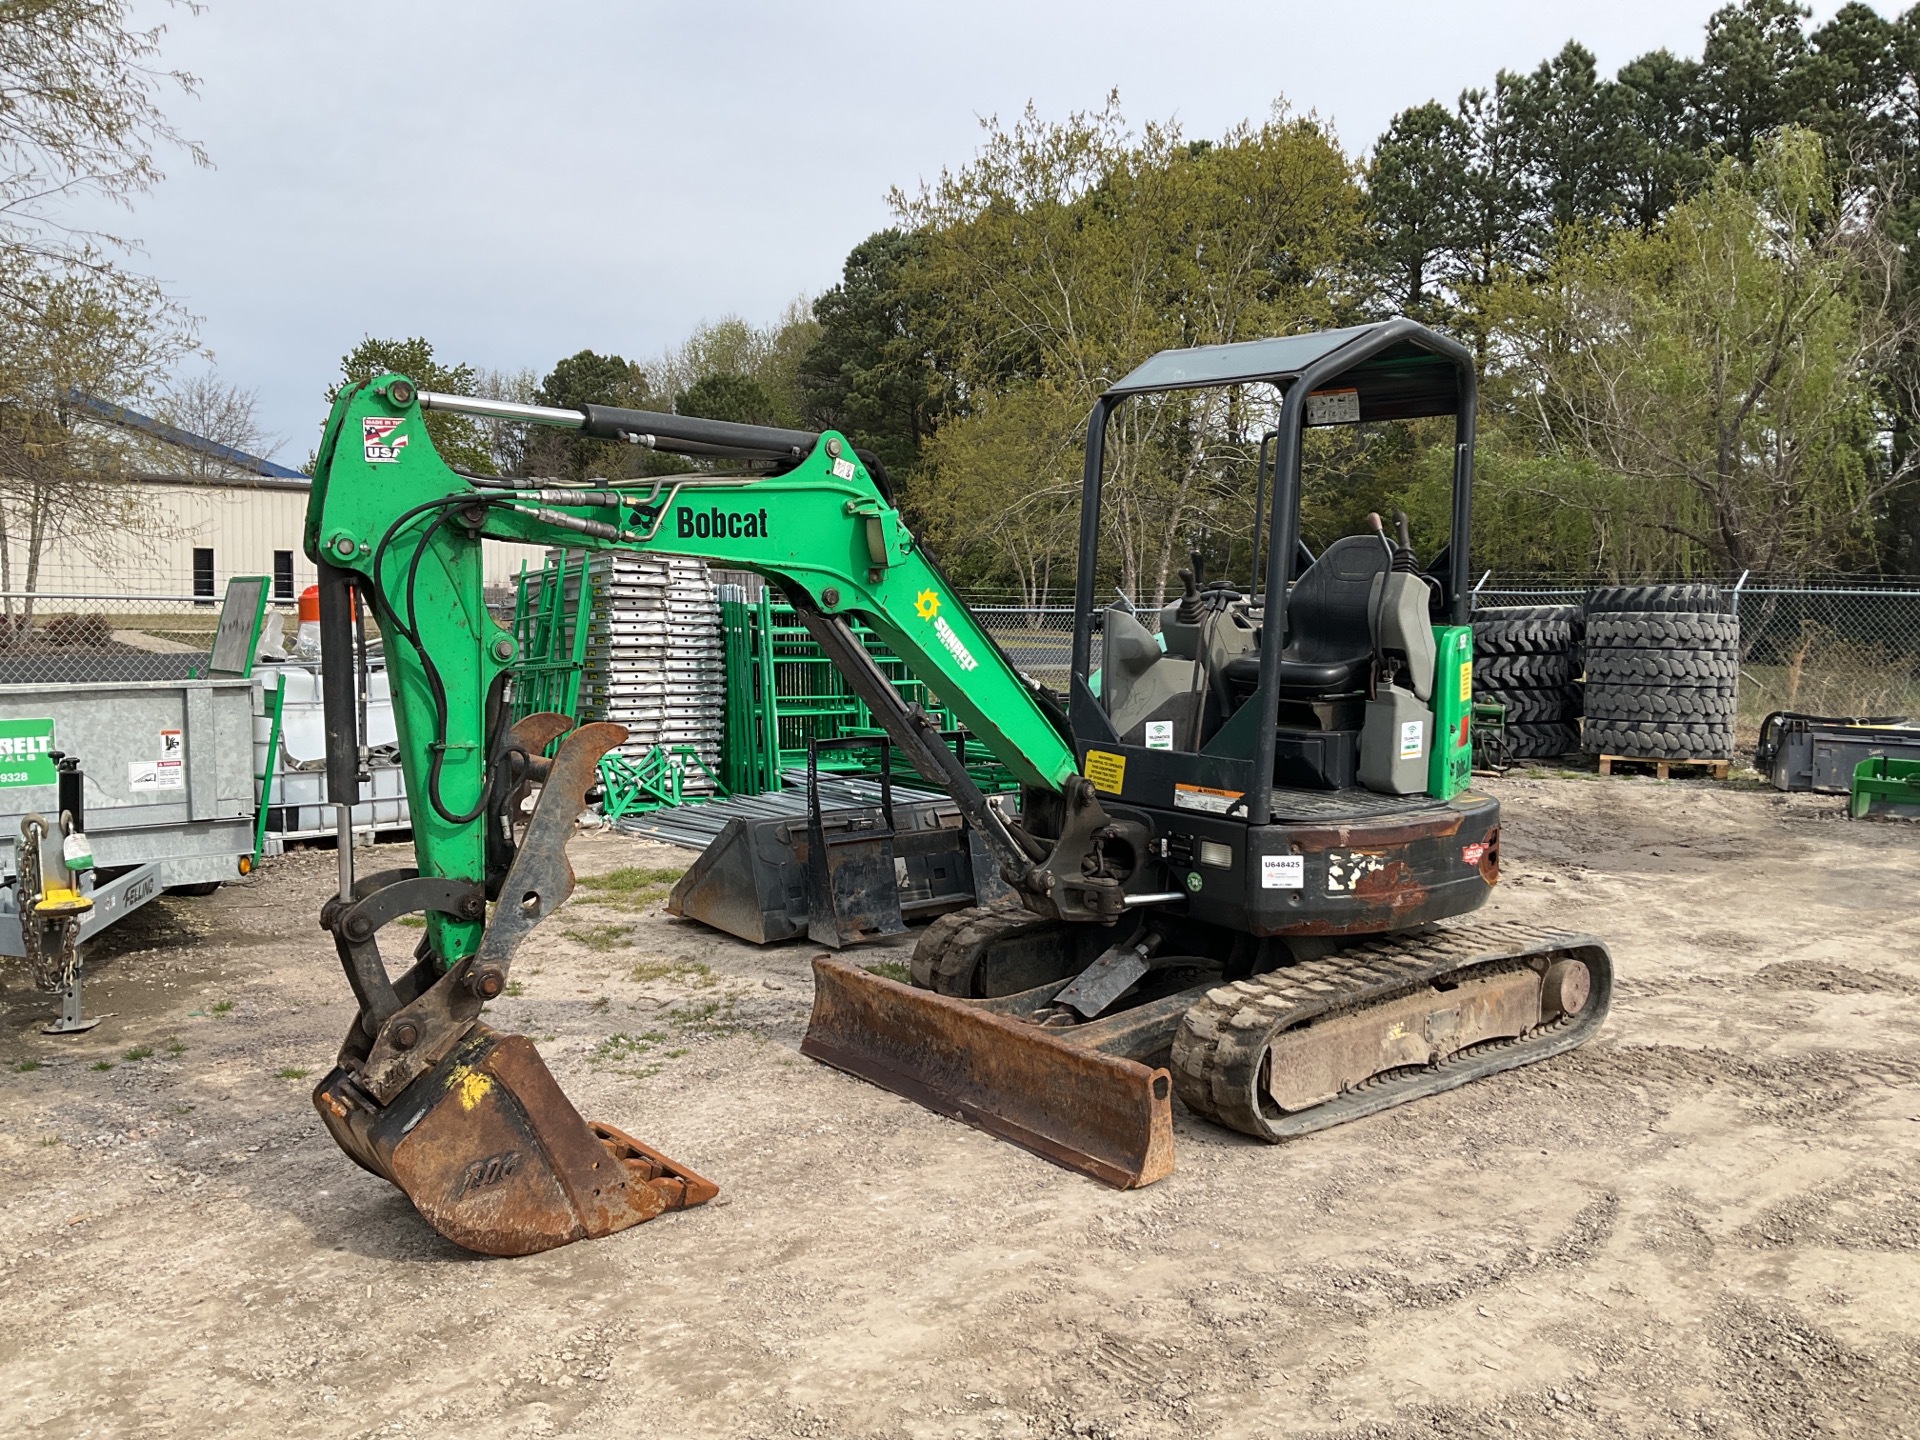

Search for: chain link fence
xmin=0 ymin=593 xmax=305 ymax=685
xmin=959 ymin=581 xmax=1920 ymax=751
xmin=5 ymin=579 xmax=1917 ymax=755
xmin=1475 ymin=580 xmax=1920 ymax=743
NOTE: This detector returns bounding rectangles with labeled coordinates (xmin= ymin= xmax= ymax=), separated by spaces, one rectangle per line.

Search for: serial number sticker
xmin=1083 ymin=750 xmax=1126 ymax=794
xmin=1261 ymin=854 xmax=1305 ymax=890
xmin=1459 ymin=660 xmax=1472 ymax=704
xmin=1144 ymin=720 xmax=1174 ymax=751
xmin=1172 ymin=782 xmax=1244 ymax=815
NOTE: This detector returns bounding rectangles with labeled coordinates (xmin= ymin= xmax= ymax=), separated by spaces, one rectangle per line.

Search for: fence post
xmin=1730 ymin=569 xmax=1750 ymax=620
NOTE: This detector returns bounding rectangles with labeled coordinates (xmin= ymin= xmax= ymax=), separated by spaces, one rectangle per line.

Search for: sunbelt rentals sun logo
xmin=363 ymin=416 xmax=409 ymax=463
xmin=917 ymin=588 xmax=979 ymax=673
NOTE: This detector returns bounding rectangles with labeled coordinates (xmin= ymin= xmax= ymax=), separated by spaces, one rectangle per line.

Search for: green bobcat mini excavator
xmin=303 ymin=318 xmax=1610 ymax=1256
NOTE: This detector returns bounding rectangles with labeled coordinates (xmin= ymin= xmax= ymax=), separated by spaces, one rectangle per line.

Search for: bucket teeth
xmin=314 ymin=1027 xmax=715 ymax=1256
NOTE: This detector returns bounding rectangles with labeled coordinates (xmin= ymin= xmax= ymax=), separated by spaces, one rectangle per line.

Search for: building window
xmin=273 ymin=550 xmax=294 ymax=600
xmin=193 ymin=547 xmax=215 ymax=602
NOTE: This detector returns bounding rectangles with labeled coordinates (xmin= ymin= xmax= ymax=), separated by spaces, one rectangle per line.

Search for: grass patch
xmin=396 ymin=915 xmax=426 ymax=928
xmin=666 ymin=1047 xmax=689 ymax=1059
xmin=38 ymin=1134 xmax=58 ymax=1146
xmin=90 ymin=1060 xmax=114 ymax=1072
xmin=630 ymin=958 xmax=712 ymax=985
xmin=667 ymin=996 xmax=740 ymax=1036
xmin=122 ymin=1045 xmax=153 ymax=1062
xmin=275 ymin=1066 xmax=311 ymax=1080
xmin=562 ymin=924 xmax=633 ymax=952
xmin=210 ymin=1000 xmax=235 ymax=1016
xmin=589 ymin=995 xmax=610 ymax=1013
xmin=12 ymin=1059 xmax=41 ymax=1073
xmin=864 ymin=960 xmax=913 ymax=984
xmin=573 ymin=866 xmax=685 ymax=912
xmin=504 ymin=980 xmax=525 ymax=998
xmin=164 ymin=1038 xmax=187 ymax=1057
xmin=590 ymin=1030 xmax=668 ymax=1077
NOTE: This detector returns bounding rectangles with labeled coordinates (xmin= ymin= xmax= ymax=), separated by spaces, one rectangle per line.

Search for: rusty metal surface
xmin=802 ymin=957 xmax=1175 ymax=1189
xmin=1264 ymin=967 xmax=1541 ymax=1111
xmin=314 ymin=1027 xmax=716 ymax=1256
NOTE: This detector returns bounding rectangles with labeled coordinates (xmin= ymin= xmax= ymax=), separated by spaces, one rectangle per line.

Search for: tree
xmin=1483 ymin=129 xmax=1911 ymax=576
xmin=896 ymin=95 xmax=1360 ymax=603
xmin=677 ymin=371 xmax=779 ymax=427
xmin=800 ymin=228 xmax=950 ymax=473
xmin=0 ymin=0 xmax=206 ymax=289
xmin=1698 ymin=0 xmax=1815 ymax=160
xmin=529 ymin=348 xmax=648 ymax=478
xmin=1614 ymin=49 xmax=1711 ymax=232
xmin=324 ymin=336 xmax=492 ymax=473
xmin=1502 ymin=42 xmax=1629 ymax=234
xmin=142 ymin=372 xmax=280 ymax=476
xmin=1362 ymin=102 xmax=1472 ymax=319
xmin=0 ymin=269 xmax=191 ymax=629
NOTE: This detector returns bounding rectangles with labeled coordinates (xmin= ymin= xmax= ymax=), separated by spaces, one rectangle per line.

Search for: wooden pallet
xmin=1596 ymin=754 xmax=1730 ymax=780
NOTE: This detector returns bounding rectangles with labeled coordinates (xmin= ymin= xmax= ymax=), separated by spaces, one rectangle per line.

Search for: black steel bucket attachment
xmin=315 ymin=1026 xmax=716 ymax=1256
xmin=670 ymin=802 xmax=1001 ymax=947
xmin=802 ymin=956 xmax=1175 ymax=1188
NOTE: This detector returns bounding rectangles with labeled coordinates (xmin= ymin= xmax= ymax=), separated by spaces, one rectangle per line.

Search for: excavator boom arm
xmin=306 ymin=376 xmax=1080 ymax=958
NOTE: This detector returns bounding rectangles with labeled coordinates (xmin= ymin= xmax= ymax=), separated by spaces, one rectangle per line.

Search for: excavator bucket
xmin=315 ymin=1028 xmax=716 ymax=1257
xmin=802 ymin=956 xmax=1175 ymax=1188
xmin=313 ymin=717 xmax=717 ymax=1257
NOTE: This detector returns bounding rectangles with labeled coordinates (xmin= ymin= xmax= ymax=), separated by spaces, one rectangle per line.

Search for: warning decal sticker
xmin=1083 ymin=750 xmax=1126 ymax=794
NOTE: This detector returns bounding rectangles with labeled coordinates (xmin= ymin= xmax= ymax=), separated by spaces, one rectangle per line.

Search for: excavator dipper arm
xmin=301 ymin=376 xmax=1131 ymax=1252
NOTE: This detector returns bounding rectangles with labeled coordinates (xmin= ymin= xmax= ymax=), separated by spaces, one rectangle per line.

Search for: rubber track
xmin=1169 ymin=920 xmax=1611 ymax=1140
xmin=908 ymin=898 xmax=1053 ymax=997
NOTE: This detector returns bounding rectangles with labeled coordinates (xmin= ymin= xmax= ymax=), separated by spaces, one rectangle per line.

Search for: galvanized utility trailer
xmin=0 ymin=581 xmax=266 ymax=1029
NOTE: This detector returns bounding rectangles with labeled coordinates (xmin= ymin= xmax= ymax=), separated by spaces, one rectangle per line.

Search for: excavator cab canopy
xmin=1070 ymin=318 xmax=1478 ymax=826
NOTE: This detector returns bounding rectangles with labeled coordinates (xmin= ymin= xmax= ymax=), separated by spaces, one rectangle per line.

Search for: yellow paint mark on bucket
xmin=446 ymin=1064 xmax=494 ymax=1111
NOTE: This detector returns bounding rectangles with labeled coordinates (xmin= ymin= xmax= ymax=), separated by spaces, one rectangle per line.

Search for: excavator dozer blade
xmin=801 ymin=956 xmax=1175 ymax=1189
xmin=315 ymin=1025 xmax=716 ymax=1257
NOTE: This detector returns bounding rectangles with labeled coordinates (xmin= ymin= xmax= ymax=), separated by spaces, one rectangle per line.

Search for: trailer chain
xmin=1170 ymin=919 xmax=1612 ymax=1141
xmin=15 ymin=818 xmax=80 ymax=996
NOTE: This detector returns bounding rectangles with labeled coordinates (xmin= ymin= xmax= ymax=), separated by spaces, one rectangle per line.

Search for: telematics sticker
xmin=1172 ymin=782 xmax=1243 ymax=815
xmin=1144 ymin=720 xmax=1174 ymax=751
xmin=1083 ymin=750 xmax=1126 ymax=794
xmin=1399 ymin=719 xmax=1425 ymax=759
xmin=363 ymin=416 xmax=409 ymax=463
xmin=1261 ymin=854 xmax=1304 ymax=889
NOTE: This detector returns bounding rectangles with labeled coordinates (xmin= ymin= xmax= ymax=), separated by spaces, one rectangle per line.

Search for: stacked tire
xmin=1472 ymin=605 xmax=1584 ymax=759
xmin=1582 ymin=585 xmax=1738 ymax=761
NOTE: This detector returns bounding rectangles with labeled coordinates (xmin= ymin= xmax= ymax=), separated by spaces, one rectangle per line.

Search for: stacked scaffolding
xmin=518 ymin=551 xmax=725 ymax=796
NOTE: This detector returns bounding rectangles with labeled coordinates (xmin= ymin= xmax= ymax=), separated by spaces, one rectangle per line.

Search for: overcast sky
xmin=88 ymin=1 xmax=1893 ymax=464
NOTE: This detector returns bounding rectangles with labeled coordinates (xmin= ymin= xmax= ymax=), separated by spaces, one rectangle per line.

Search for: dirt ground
xmin=2 ymin=770 xmax=1917 ymax=1439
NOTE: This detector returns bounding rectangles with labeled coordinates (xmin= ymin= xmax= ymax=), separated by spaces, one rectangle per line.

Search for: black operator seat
xmin=1223 ymin=533 xmax=1393 ymax=695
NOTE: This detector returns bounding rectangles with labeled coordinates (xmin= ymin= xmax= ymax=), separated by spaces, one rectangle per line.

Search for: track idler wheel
xmin=315 ymin=1026 xmax=716 ymax=1257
